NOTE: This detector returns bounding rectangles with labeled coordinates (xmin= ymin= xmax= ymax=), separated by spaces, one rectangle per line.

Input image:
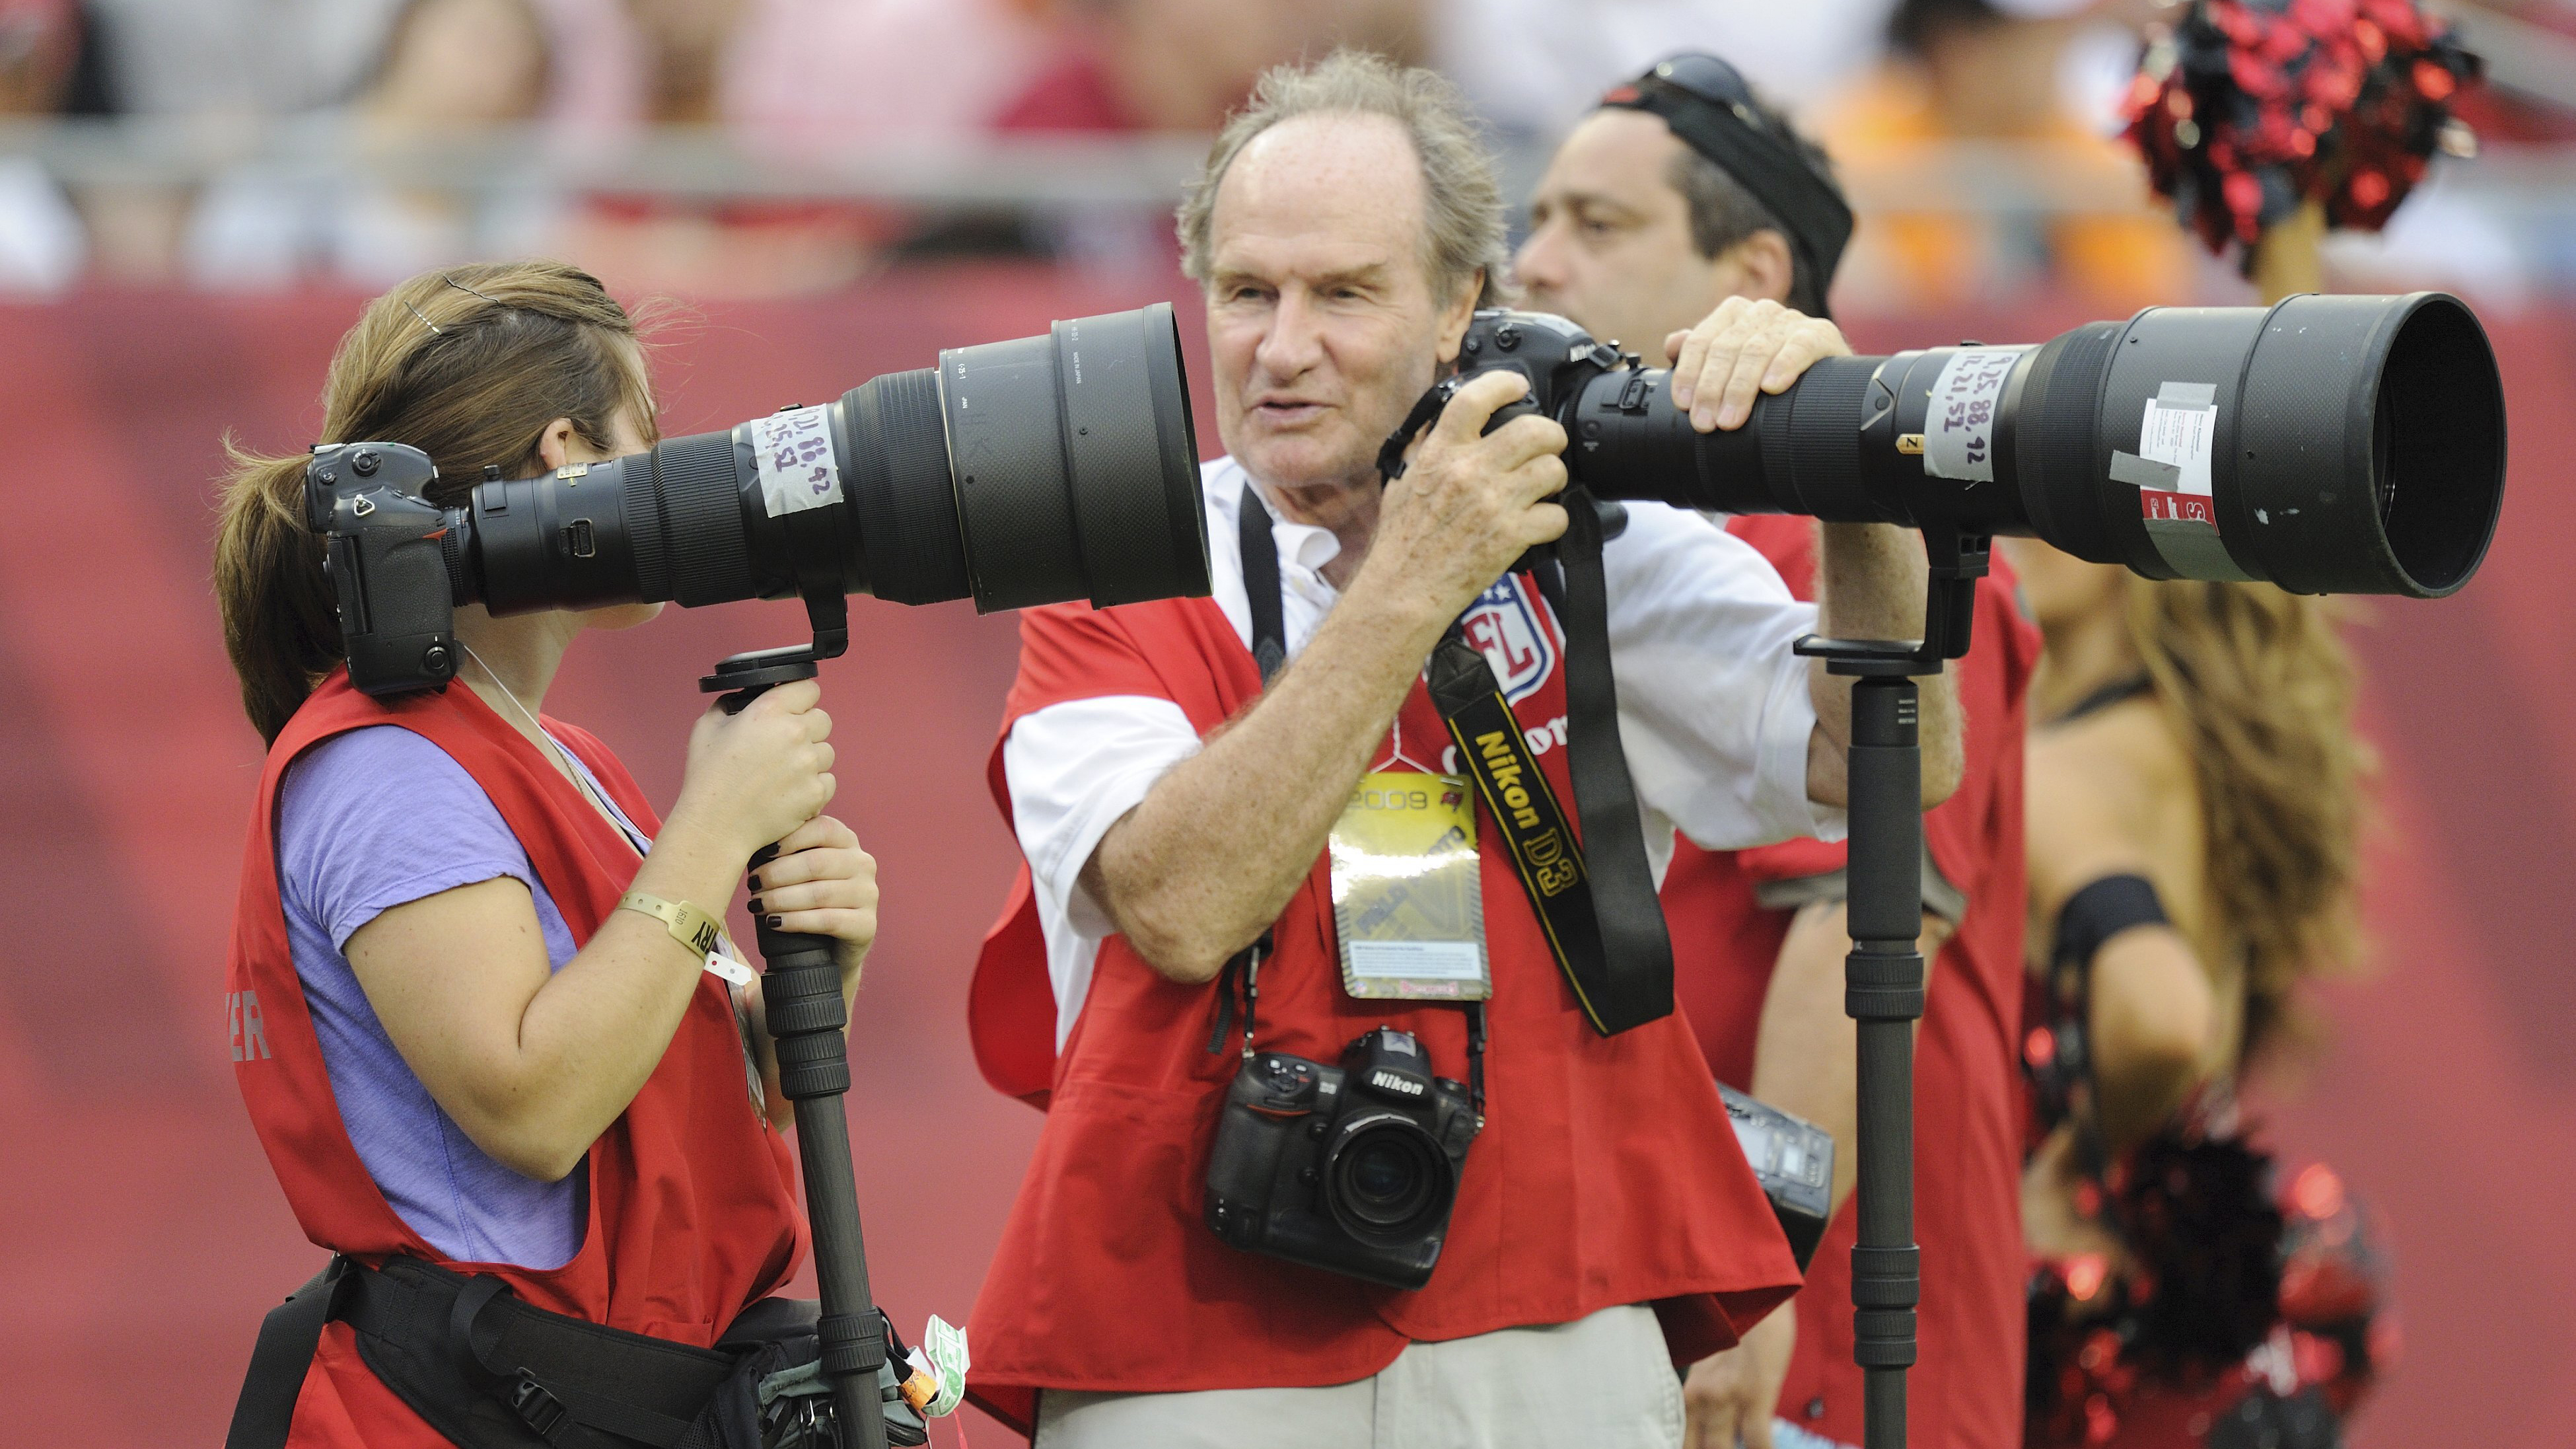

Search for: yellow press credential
xmin=1328 ymin=771 xmax=1489 ymax=1001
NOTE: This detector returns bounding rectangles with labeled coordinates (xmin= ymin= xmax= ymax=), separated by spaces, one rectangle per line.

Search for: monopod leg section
xmin=756 ymin=915 xmax=890 ymax=1449
xmin=1845 ymin=675 xmax=1925 ymax=1449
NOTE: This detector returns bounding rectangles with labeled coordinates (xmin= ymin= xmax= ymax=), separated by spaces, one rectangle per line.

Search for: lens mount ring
xmin=1318 ymin=1109 xmax=1456 ymax=1247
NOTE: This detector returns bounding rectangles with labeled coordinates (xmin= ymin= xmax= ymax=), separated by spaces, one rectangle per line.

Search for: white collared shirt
xmin=1003 ymin=455 xmax=1843 ymax=1046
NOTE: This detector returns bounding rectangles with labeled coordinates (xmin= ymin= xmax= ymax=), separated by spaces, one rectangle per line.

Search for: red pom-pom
xmin=2123 ymin=0 xmax=2483 ymax=271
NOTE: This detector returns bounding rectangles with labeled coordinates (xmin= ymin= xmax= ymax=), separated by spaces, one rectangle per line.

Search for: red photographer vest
xmin=226 ymin=673 xmax=805 ymax=1448
xmin=965 ymin=589 xmax=1801 ymax=1433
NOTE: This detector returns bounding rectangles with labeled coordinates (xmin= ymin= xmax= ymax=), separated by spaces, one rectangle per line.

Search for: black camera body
xmin=307 ymin=441 xmax=468 ymax=697
xmin=1448 ymin=308 xmax=1635 ymax=441
xmin=1205 ymin=1027 xmax=1480 ymax=1290
xmin=1719 ymin=1082 xmax=1835 ymax=1271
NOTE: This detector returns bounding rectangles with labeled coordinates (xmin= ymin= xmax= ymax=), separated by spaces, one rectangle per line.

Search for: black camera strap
xmin=1205 ymin=926 xmax=1487 ymax=1123
xmin=1235 ymin=482 xmax=1672 ymax=1037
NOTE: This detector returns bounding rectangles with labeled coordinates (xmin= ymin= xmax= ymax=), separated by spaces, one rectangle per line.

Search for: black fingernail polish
xmin=765 ymin=915 xmax=783 ymax=929
xmin=748 ymin=898 xmax=764 ymax=914
xmin=747 ymin=874 xmax=762 ymax=892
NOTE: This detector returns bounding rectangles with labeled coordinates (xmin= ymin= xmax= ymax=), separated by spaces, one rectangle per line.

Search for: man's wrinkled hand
xmin=1683 ymin=1300 xmax=1797 ymax=1449
xmin=1362 ymin=369 xmax=1570 ymax=625
xmin=1664 ymin=297 xmax=1851 ymax=432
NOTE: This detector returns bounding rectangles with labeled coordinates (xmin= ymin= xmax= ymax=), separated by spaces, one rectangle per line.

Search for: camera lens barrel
xmin=466 ymin=463 xmax=654 ymax=614
xmin=939 ymin=303 xmax=1209 ymax=612
xmin=1569 ymin=291 xmax=2503 ymax=599
xmin=840 ymin=366 xmax=970 ymax=605
xmin=1061 ymin=305 xmax=1210 ymax=609
xmin=445 ymin=302 xmax=1210 ymax=630
xmin=941 ymin=332 xmax=1089 ymax=613
xmin=2219 ymin=292 xmax=2499 ymax=595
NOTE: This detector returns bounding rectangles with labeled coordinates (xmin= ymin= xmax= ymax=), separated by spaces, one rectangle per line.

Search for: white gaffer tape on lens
xmin=2137 ymin=380 xmax=2219 ymax=498
xmin=1921 ymin=348 xmax=2028 ymax=484
xmin=749 ymin=405 xmax=843 ymax=518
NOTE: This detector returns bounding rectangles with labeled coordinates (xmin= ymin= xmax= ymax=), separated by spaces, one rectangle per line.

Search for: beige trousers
xmin=1032 ymin=1304 xmax=1684 ymax=1449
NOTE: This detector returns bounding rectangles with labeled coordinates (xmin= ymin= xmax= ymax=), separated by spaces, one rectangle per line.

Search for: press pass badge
xmin=748 ymin=404 xmax=841 ymax=517
xmin=1329 ymin=772 xmax=1489 ymax=1000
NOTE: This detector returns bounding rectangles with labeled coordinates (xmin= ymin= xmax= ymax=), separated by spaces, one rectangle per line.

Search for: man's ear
xmin=1432 ymin=270 xmax=1484 ymax=365
xmin=1722 ymin=229 xmax=1798 ymax=309
xmin=532 ymin=417 xmax=579 ymax=474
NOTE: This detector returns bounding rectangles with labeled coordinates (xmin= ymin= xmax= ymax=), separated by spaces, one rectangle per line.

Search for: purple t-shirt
xmin=276 ymin=725 xmax=586 ymax=1269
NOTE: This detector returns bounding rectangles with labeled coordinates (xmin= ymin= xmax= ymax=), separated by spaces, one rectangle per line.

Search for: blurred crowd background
xmin=4 ymin=3 xmax=2574 ymax=1447
xmin=1 ymin=0 xmax=2571 ymax=306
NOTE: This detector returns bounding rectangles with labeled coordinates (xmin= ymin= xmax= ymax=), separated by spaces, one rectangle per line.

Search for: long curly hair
xmin=2122 ymin=576 xmax=2369 ymax=1060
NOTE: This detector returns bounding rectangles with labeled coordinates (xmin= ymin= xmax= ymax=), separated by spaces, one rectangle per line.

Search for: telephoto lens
xmin=1462 ymin=292 xmax=2503 ymax=599
xmin=480 ymin=301 xmax=1207 ymax=614
xmin=310 ymin=303 xmax=1209 ymax=698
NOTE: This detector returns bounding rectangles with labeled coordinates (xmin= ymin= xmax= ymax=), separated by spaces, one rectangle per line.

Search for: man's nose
xmin=1515 ymin=225 xmax=1568 ymax=295
xmin=1254 ymin=288 xmax=1326 ymax=379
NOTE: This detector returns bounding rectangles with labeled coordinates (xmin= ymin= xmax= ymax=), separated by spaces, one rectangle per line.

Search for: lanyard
xmin=544 ymin=725 xmax=653 ymax=856
xmin=1236 ymin=482 xmax=1674 ymax=1037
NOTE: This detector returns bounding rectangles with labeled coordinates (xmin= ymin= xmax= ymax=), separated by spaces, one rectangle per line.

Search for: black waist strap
xmin=345 ymin=1256 xmax=731 ymax=1447
xmin=228 ymin=1255 xmax=769 ymax=1449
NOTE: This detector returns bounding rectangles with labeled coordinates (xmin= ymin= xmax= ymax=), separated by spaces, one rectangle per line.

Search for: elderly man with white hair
xmin=964 ymin=49 xmax=1960 ymax=1448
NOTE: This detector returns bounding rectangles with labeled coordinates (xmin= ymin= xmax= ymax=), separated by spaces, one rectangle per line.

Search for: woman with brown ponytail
xmin=215 ymin=260 xmax=881 ymax=1447
xmin=2005 ymin=541 xmax=2390 ymax=1449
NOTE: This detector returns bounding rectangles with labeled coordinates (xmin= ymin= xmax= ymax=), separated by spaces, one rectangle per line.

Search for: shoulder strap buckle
xmin=509 ymin=1372 xmax=575 ymax=1440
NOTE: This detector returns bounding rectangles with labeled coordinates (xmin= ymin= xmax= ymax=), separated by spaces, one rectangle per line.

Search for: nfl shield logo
xmin=1458 ymin=576 xmax=1557 ymax=704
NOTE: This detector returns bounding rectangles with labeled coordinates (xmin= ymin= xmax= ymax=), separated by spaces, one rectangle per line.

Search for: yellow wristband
xmin=618 ymin=890 xmax=724 ymax=958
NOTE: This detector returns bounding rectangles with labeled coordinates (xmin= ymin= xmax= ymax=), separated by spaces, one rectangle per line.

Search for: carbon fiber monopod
xmin=705 ymin=635 xmax=889 ymax=1449
xmin=1791 ymin=526 xmax=1988 ymax=1449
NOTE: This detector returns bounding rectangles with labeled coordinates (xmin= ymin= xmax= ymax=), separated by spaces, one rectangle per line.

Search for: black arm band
xmin=2052 ymin=873 xmax=2171 ymax=971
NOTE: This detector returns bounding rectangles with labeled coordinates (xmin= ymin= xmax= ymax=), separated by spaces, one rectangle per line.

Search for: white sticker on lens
xmin=1922 ymin=348 xmax=2024 ymax=483
xmin=2139 ymin=387 xmax=2219 ymax=497
xmin=749 ymin=405 xmax=841 ymax=517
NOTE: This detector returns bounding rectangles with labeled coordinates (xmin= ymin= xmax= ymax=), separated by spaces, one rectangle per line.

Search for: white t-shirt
xmin=1004 ymin=456 xmax=1843 ymax=1047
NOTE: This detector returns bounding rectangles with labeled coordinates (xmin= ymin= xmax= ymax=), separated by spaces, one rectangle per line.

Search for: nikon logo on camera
xmin=1370 ymin=1069 xmax=1426 ymax=1097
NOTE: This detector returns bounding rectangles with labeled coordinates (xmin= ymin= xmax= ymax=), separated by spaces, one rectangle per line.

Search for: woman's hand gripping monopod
xmin=705 ymin=638 xmax=889 ymax=1449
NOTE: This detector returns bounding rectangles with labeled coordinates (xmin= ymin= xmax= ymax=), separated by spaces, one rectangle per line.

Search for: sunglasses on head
xmin=1637 ymin=54 xmax=1779 ymax=138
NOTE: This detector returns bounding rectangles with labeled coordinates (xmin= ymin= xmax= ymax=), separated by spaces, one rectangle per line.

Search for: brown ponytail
xmin=214 ymin=262 xmax=661 ymax=744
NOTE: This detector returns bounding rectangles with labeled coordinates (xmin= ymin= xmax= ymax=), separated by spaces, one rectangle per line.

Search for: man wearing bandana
xmin=1519 ymin=54 xmax=2043 ymax=1449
